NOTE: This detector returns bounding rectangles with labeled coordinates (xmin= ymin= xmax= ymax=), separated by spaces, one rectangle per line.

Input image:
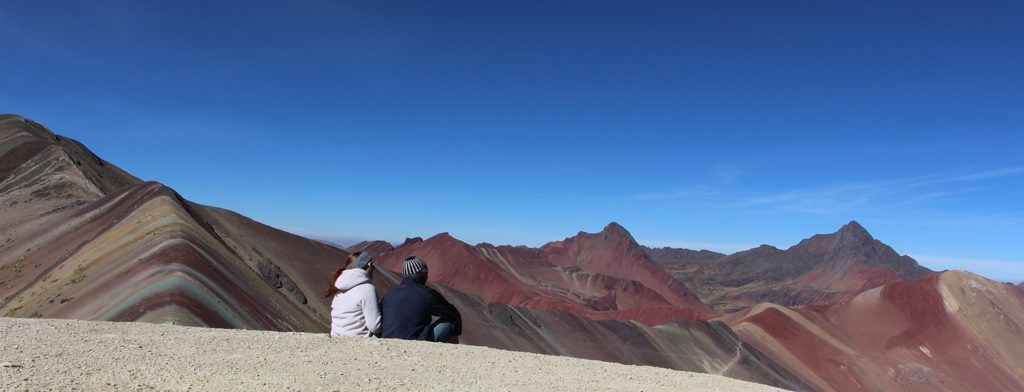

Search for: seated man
xmin=380 ymin=256 xmax=462 ymax=342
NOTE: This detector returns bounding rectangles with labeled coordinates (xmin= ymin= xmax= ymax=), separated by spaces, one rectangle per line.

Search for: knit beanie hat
xmin=402 ymin=256 xmax=428 ymax=277
xmin=347 ymin=252 xmax=373 ymax=270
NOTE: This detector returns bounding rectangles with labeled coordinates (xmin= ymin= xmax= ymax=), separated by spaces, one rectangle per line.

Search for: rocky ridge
xmin=648 ymin=221 xmax=932 ymax=312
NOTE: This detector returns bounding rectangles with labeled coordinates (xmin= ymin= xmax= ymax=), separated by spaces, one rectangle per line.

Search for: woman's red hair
xmin=322 ymin=252 xmax=361 ymax=299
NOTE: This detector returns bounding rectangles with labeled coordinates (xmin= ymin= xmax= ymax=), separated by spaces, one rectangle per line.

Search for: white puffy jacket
xmin=329 ymin=269 xmax=382 ymax=337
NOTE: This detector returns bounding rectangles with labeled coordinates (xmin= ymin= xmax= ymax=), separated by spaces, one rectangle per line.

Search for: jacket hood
xmin=335 ymin=269 xmax=371 ymax=292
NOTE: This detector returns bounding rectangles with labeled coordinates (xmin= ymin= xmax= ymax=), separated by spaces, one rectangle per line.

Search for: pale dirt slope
xmin=0 ymin=317 xmax=786 ymax=392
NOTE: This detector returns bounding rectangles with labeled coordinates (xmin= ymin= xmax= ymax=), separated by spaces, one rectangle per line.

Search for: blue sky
xmin=2 ymin=1 xmax=1022 ymax=282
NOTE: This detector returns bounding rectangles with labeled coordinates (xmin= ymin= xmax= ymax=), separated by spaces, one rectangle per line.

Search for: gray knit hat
xmin=347 ymin=252 xmax=373 ymax=270
xmin=402 ymin=256 xmax=428 ymax=277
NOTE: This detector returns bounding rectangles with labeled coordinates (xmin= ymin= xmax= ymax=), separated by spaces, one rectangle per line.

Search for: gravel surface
xmin=0 ymin=317 xmax=786 ymax=391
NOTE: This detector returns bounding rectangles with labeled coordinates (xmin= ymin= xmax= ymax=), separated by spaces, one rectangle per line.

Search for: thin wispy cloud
xmin=952 ymin=167 xmax=1024 ymax=181
xmin=901 ymin=187 xmax=985 ymax=204
xmin=633 ymin=166 xmax=1024 ymax=224
xmin=632 ymin=164 xmax=746 ymax=201
xmin=712 ymin=164 xmax=742 ymax=183
xmin=876 ymin=167 xmax=1024 ymax=192
xmin=870 ymin=213 xmax=1024 ymax=229
xmin=734 ymin=167 xmax=1024 ymax=214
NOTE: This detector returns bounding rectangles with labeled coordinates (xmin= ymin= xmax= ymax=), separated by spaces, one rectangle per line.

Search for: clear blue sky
xmin=2 ymin=1 xmax=1022 ymax=282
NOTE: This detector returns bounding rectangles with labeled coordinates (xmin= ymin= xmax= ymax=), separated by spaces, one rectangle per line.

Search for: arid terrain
xmin=0 ymin=317 xmax=785 ymax=392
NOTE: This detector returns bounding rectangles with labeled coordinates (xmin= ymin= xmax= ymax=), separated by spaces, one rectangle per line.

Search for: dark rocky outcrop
xmin=644 ymin=247 xmax=725 ymax=265
xmin=649 ymin=221 xmax=933 ymax=312
xmin=345 ymin=240 xmax=394 ymax=256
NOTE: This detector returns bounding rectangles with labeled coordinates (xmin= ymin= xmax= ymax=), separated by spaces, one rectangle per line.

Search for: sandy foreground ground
xmin=0 ymin=317 xmax=786 ymax=392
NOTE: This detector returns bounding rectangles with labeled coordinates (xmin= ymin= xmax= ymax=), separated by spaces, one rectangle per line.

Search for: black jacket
xmin=380 ymin=277 xmax=462 ymax=340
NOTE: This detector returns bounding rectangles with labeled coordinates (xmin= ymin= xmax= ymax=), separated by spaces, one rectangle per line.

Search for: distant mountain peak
xmin=398 ymin=237 xmax=423 ymax=247
xmin=419 ymin=232 xmax=479 ymax=252
xmin=836 ymin=220 xmax=872 ymax=239
xmin=602 ymin=221 xmax=627 ymax=232
xmin=738 ymin=244 xmax=782 ymax=256
xmin=831 ymin=221 xmax=876 ymax=253
xmin=432 ymin=232 xmax=454 ymax=239
xmin=600 ymin=221 xmax=635 ymax=241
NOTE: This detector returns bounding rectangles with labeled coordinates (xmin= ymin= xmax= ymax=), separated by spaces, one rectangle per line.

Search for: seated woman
xmin=323 ymin=252 xmax=381 ymax=337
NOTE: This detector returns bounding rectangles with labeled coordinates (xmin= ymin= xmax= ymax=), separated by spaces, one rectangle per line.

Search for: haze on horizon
xmin=1 ymin=1 xmax=1022 ymax=282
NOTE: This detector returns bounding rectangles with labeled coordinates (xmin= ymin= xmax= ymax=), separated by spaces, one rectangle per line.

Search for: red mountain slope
xmin=372 ymin=223 xmax=714 ymax=324
xmin=370 ymin=268 xmax=808 ymax=390
xmin=720 ymin=271 xmax=1024 ymax=391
